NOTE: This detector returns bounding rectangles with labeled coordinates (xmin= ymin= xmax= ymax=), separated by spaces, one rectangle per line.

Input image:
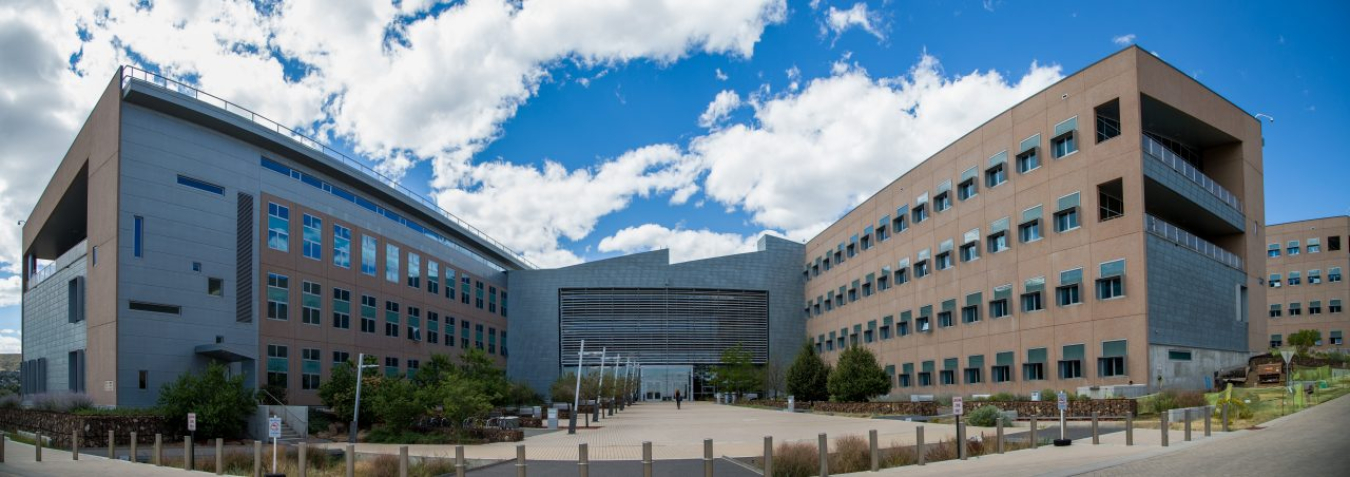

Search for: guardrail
xmin=1145 ymin=214 xmax=1243 ymax=271
xmin=1141 ymin=135 xmax=1242 ymax=212
xmin=119 ymin=66 xmax=535 ymax=270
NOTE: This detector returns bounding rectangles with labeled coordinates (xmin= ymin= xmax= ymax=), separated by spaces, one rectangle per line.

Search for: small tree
xmin=827 ymin=345 xmax=890 ymax=402
xmin=1289 ymin=329 xmax=1322 ymax=357
xmin=459 ymin=348 xmax=509 ymax=405
xmin=318 ymin=356 xmax=382 ymax=429
xmin=158 ymin=362 xmax=256 ymax=439
xmin=786 ymin=340 xmax=830 ymax=401
xmin=370 ymin=377 xmax=424 ymax=432
xmin=423 ymin=378 xmax=493 ymax=429
xmin=762 ymin=361 xmax=785 ymax=399
xmin=711 ymin=343 xmax=761 ymax=398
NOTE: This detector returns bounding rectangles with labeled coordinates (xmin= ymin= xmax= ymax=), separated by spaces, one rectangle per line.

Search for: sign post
xmin=187 ymin=412 xmax=197 ymax=469
xmin=268 ymin=417 xmax=282 ymax=474
xmin=1053 ymin=391 xmax=1071 ymax=446
xmin=952 ymin=396 xmax=964 ymax=459
xmin=1280 ymin=348 xmax=1295 ymax=393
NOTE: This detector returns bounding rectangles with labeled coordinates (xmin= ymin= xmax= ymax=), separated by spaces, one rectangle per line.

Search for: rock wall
xmin=745 ymin=400 xmax=939 ymax=416
xmin=0 ymin=409 xmax=177 ymax=447
xmin=966 ymin=399 xmax=1138 ymax=418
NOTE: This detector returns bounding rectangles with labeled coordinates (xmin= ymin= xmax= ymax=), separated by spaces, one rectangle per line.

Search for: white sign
xmin=187 ymin=413 xmax=197 ymax=432
xmin=952 ymin=396 xmax=964 ymax=416
xmin=1057 ymin=391 xmax=1068 ymax=411
xmin=268 ymin=417 xmax=282 ymax=439
xmin=1280 ymin=349 xmax=1294 ymax=364
xmin=1031 ymin=392 xmax=1041 ymax=402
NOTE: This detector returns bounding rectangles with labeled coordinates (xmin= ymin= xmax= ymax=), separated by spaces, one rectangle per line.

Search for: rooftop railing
xmin=1141 ymin=135 xmax=1242 ymax=212
xmin=119 ymin=66 xmax=535 ymax=270
xmin=1145 ymin=214 xmax=1243 ymax=271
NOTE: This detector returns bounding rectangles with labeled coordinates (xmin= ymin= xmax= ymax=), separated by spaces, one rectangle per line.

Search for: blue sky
xmin=0 ymin=0 xmax=1346 ymax=343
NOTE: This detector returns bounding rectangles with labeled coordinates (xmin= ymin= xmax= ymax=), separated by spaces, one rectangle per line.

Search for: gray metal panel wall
xmin=20 ymin=242 xmax=89 ymax=394
xmin=559 ymin=288 xmax=769 ymax=365
xmin=1145 ymin=234 xmax=1248 ymax=352
xmin=507 ymin=236 xmax=804 ymax=394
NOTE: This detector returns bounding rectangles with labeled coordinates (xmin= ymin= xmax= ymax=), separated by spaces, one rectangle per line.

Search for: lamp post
xmin=348 ymin=353 xmax=380 ymax=443
xmin=595 ymin=348 xmax=607 ymax=422
xmin=570 ymin=342 xmax=605 ymax=434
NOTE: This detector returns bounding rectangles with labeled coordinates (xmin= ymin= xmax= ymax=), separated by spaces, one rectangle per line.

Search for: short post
xmin=957 ymin=423 xmax=966 ymax=460
xmin=578 ymin=443 xmax=589 ymax=477
xmin=72 ymin=430 xmax=79 ymax=460
xmin=154 ymin=434 xmax=163 ymax=466
xmin=869 ymin=429 xmax=879 ymax=471
xmin=217 ymin=438 xmax=225 ymax=475
xmin=996 ymin=418 xmax=1004 ymax=454
xmin=1029 ymin=416 xmax=1038 ymax=448
xmin=818 ymin=433 xmax=829 ymax=477
xmin=516 ymin=445 xmax=527 ymax=477
xmin=456 ymin=445 xmax=467 ymax=477
xmin=254 ymin=440 xmax=262 ymax=477
xmin=762 ymin=437 xmax=772 ymax=477
xmin=1160 ymin=411 xmax=1169 ymax=447
xmin=130 ymin=432 xmax=137 ymax=463
xmin=642 ymin=441 xmax=653 ymax=477
xmin=916 ymin=426 xmax=925 ymax=466
xmin=1 ymin=432 xmax=5 ymax=463
xmin=1184 ymin=409 xmax=1192 ymax=441
xmin=184 ymin=436 xmax=193 ymax=470
xmin=399 ymin=445 xmax=409 ymax=477
xmin=108 ymin=429 xmax=115 ymax=459
xmin=299 ymin=442 xmax=308 ymax=477
xmin=1125 ymin=412 xmax=1133 ymax=446
xmin=1092 ymin=412 xmax=1100 ymax=445
xmin=346 ymin=444 xmax=355 ymax=477
xmin=1222 ymin=403 xmax=1230 ymax=432
xmin=703 ymin=438 xmax=713 ymax=477
xmin=35 ymin=433 xmax=42 ymax=462
xmin=1204 ymin=406 xmax=1212 ymax=437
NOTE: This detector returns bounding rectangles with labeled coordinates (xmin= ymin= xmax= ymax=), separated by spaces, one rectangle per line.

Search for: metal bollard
xmin=578 ymin=443 xmax=589 ymax=477
xmin=346 ymin=444 xmax=355 ymax=477
xmin=299 ymin=442 xmax=308 ymax=477
xmin=130 ymin=432 xmax=137 ymax=463
xmin=762 ymin=437 xmax=772 ymax=477
xmin=916 ymin=426 xmax=925 ymax=466
xmin=818 ymin=433 xmax=829 ymax=477
xmin=35 ymin=433 xmax=42 ymax=462
xmin=1161 ymin=412 xmax=1169 ymax=447
xmin=1205 ymin=406 xmax=1212 ymax=437
xmin=399 ymin=445 xmax=409 ymax=477
xmin=72 ymin=431 xmax=79 ymax=460
xmin=642 ymin=441 xmax=653 ymax=477
xmin=155 ymin=434 xmax=163 ymax=466
xmin=253 ymin=440 xmax=262 ymax=477
xmin=996 ymin=418 xmax=1004 ymax=454
xmin=516 ymin=444 xmax=527 ymax=477
xmin=1222 ymin=403 xmax=1230 ymax=432
xmin=184 ymin=436 xmax=193 ymax=471
xmin=108 ymin=430 xmax=115 ymax=459
xmin=1 ymin=432 xmax=5 ymax=463
xmin=703 ymin=439 xmax=713 ymax=477
xmin=1092 ymin=412 xmax=1100 ymax=445
xmin=1125 ymin=412 xmax=1133 ymax=446
xmin=1030 ymin=417 xmax=1038 ymax=448
xmin=456 ymin=445 xmax=467 ymax=477
xmin=217 ymin=438 xmax=225 ymax=475
xmin=869 ymin=429 xmax=879 ymax=471
xmin=1184 ymin=409 xmax=1192 ymax=441
xmin=960 ymin=422 xmax=968 ymax=460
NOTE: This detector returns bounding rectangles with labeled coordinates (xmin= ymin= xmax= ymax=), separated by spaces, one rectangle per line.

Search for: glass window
xmin=934 ymin=192 xmax=951 ymax=212
xmin=1289 ymin=302 xmax=1302 ymax=316
xmin=1054 ymin=208 xmax=1079 ymax=233
xmin=333 ymin=225 xmax=351 ymax=268
xmin=1019 ymin=220 xmax=1042 ymax=243
xmin=936 ymin=251 xmax=953 ymax=270
xmin=428 ymin=261 xmax=440 ymax=294
xmin=1269 ymin=304 xmax=1282 ymax=318
xmin=384 ymin=357 xmax=399 ymax=378
xmin=1330 ymin=267 xmax=1342 ymax=282
xmin=893 ymin=214 xmax=908 ymax=233
xmin=1016 ymin=149 xmax=1039 ymax=173
xmin=133 ymin=215 xmax=144 ymax=257
xmin=1168 ymin=350 xmax=1192 ymax=361
xmin=1309 ymin=269 xmax=1322 ymax=284
xmin=385 ymin=301 xmax=400 ymax=337
xmin=990 ymin=299 xmax=1010 ymax=318
xmin=302 ymin=214 xmax=322 ymax=260
xmin=961 ymin=305 xmax=979 ymax=324
xmin=360 ymin=295 xmax=377 ymax=333
xmin=960 ymin=242 xmax=979 ymax=262
xmin=957 ymin=179 xmax=977 ymax=201
xmin=1022 ymin=292 xmax=1043 ymax=312
xmin=301 ymin=280 xmax=321 ymax=325
xmin=407 ymin=253 xmax=421 ymax=288
xmin=266 ymin=344 xmax=288 ymax=389
xmin=301 ymin=348 xmax=321 ymax=390
xmin=385 ymin=244 xmax=400 ymax=282
xmin=361 ymin=235 xmax=377 ymax=276
xmin=938 ymin=311 xmax=953 ymax=328
xmin=912 ymin=204 xmax=928 ymax=223
xmin=266 ymin=273 xmax=288 ymax=320
xmin=1052 ymin=132 xmax=1077 ymax=158
xmin=176 ymin=175 xmax=225 ymax=195
xmin=407 ymin=306 xmax=422 ymax=341
xmin=1096 ymin=276 xmax=1124 ymax=300
xmin=986 ymin=163 xmax=1007 ymax=188
xmin=332 ymin=288 xmax=351 ymax=329
xmin=1267 ymin=244 xmax=1280 ymax=258
xmin=987 ymin=231 xmax=1009 ymax=253
xmin=1056 ymin=285 xmax=1081 ymax=306
xmin=267 ymin=203 xmax=289 ymax=252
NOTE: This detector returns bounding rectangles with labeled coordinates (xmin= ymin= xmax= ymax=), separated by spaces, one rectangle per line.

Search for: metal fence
xmin=1145 ymin=214 xmax=1244 ymax=271
xmin=1141 ymin=135 xmax=1242 ymax=211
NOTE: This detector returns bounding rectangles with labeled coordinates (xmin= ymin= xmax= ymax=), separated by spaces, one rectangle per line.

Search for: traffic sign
xmin=187 ymin=413 xmax=197 ymax=431
xmin=268 ymin=417 xmax=282 ymax=439
xmin=952 ymin=396 xmax=964 ymax=416
xmin=1057 ymin=391 xmax=1068 ymax=411
xmin=1280 ymin=349 xmax=1294 ymax=364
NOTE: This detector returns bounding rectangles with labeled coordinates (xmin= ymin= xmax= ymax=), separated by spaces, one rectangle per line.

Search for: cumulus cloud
xmin=697 ymin=90 xmax=743 ymax=129
xmin=689 ymin=54 xmax=1062 ymax=239
xmin=1113 ymin=34 xmax=1137 ymax=46
xmin=823 ymin=3 xmax=885 ymax=41
xmin=598 ymin=224 xmax=781 ymax=263
xmin=0 ymin=276 xmax=18 ymax=307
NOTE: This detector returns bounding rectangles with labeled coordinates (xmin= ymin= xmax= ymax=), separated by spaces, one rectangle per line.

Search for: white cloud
xmin=0 ymin=329 xmax=16 ymax=335
xmin=697 ymin=90 xmax=743 ymax=129
xmin=715 ymin=68 xmax=729 ymax=81
xmin=598 ymin=224 xmax=781 ymax=263
xmin=689 ymin=54 xmax=1062 ymax=239
xmin=1113 ymin=34 xmax=1137 ymax=46
xmin=0 ymin=276 xmax=18 ymax=307
xmin=786 ymin=65 xmax=801 ymax=91
xmin=824 ymin=3 xmax=885 ymax=41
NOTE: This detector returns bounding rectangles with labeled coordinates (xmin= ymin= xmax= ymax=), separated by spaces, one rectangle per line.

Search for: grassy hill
xmin=0 ymin=354 xmax=19 ymax=373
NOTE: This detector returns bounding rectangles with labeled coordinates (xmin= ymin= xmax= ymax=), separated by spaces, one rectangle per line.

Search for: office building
xmin=1263 ymin=217 xmax=1349 ymax=352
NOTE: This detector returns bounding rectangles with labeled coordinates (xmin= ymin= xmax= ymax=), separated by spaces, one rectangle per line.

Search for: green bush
xmin=318 ymin=356 xmax=382 ymax=429
xmin=827 ymin=345 xmax=890 ymax=402
xmin=965 ymin=405 xmax=1011 ymax=427
xmin=157 ymin=361 xmax=256 ymax=439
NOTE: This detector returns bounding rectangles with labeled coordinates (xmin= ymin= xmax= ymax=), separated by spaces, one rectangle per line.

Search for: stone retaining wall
xmin=744 ymin=400 xmax=939 ymax=416
xmin=0 ymin=409 xmax=176 ymax=447
xmin=966 ymin=399 xmax=1138 ymax=418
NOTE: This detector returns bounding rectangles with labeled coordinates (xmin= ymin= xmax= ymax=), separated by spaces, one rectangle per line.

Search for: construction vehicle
xmin=1255 ymin=362 xmax=1284 ymax=385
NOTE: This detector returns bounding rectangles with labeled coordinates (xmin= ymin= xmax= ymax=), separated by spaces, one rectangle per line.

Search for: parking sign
xmin=1057 ymin=391 xmax=1068 ymax=411
xmin=268 ymin=417 xmax=282 ymax=439
xmin=188 ymin=413 xmax=197 ymax=431
xmin=952 ymin=396 xmax=964 ymax=416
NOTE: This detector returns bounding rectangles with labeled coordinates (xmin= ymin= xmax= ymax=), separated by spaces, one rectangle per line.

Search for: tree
xmin=425 ymin=377 xmax=493 ymax=428
xmin=827 ymin=345 xmax=890 ymax=402
xmin=370 ymin=377 xmax=424 ymax=432
xmin=786 ymin=340 xmax=831 ymax=401
xmin=761 ymin=361 xmax=785 ymax=399
xmin=1289 ymin=329 xmax=1322 ymax=356
xmin=459 ymin=348 xmax=509 ymax=405
xmin=711 ymin=343 xmax=761 ymax=398
xmin=318 ymin=356 xmax=382 ymax=429
xmin=158 ymin=362 xmax=256 ymax=439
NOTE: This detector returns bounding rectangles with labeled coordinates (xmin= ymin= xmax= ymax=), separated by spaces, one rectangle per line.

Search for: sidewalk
xmin=0 ymin=438 xmax=218 ymax=477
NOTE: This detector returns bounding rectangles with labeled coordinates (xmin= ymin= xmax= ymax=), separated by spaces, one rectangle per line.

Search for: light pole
xmin=348 ymin=353 xmax=380 ymax=443
xmin=570 ymin=342 xmax=605 ymax=434
xmin=595 ymin=348 xmax=607 ymax=422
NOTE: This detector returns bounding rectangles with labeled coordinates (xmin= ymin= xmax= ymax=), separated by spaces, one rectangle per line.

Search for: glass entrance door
xmin=639 ymin=365 xmax=692 ymax=401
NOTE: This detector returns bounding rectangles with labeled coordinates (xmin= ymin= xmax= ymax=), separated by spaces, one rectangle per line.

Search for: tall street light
xmin=571 ymin=341 xmax=605 ymax=434
xmin=348 ymin=353 xmax=380 ymax=443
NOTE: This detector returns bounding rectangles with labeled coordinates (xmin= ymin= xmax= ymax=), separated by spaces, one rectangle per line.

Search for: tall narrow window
xmin=385 ymin=244 xmax=400 ymax=283
xmin=427 ymin=312 xmax=440 ymax=344
xmin=446 ymin=268 xmax=457 ymax=300
xmin=67 ymin=277 xmax=85 ymax=323
xmin=267 ymin=203 xmax=289 ymax=252
xmin=133 ymin=215 xmax=144 ymax=257
xmin=360 ymin=235 xmax=377 ymax=276
xmin=407 ymin=306 xmax=421 ymax=341
xmin=266 ymin=273 xmax=289 ymax=320
xmin=385 ymin=301 xmax=400 ymax=337
xmin=1057 ymin=268 xmax=1083 ymax=306
xmin=1095 ymin=99 xmax=1121 ymax=143
xmin=1022 ymin=277 xmax=1046 ymax=312
xmin=301 ymin=281 xmax=321 ymax=325
xmin=1096 ymin=260 xmax=1126 ymax=300
xmin=1019 ymin=206 xmax=1043 ymax=243
xmin=266 ymin=344 xmax=288 ymax=389
xmin=1098 ymin=340 xmax=1127 ymax=377
xmin=407 ymin=253 xmax=421 ymax=288
xmin=957 ymin=167 xmax=978 ymax=201
xmin=333 ymin=225 xmax=351 ymax=268
xmin=1098 ymin=179 xmax=1124 ymax=221
xmin=301 ymin=348 xmax=321 ymax=390
xmin=332 ymin=287 xmax=351 ymax=329
xmin=428 ymin=261 xmax=439 ymax=294
xmin=360 ymin=295 xmax=377 ymax=333
xmin=302 ymin=214 xmax=322 ymax=260
xmin=1058 ymin=344 xmax=1084 ymax=379
xmin=985 ymin=152 xmax=1008 ymax=188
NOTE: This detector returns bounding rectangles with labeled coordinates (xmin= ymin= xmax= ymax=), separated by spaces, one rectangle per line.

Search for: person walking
xmin=675 ymin=389 xmax=683 ymax=410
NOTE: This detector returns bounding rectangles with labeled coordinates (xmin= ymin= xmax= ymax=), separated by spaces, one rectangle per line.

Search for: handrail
xmin=118 ymin=66 xmax=535 ymax=270
xmin=1141 ymin=135 xmax=1242 ymax=212
xmin=258 ymin=387 xmax=308 ymax=437
xmin=1145 ymin=214 xmax=1243 ymax=271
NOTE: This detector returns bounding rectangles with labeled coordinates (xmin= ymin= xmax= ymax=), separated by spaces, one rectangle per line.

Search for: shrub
xmin=830 ymin=435 xmax=870 ymax=473
xmin=965 ymin=405 xmax=1011 ymax=427
xmin=987 ymin=392 xmax=1018 ymax=402
xmin=879 ymin=444 xmax=916 ymax=467
xmin=827 ymin=345 xmax=890 ymax=402
xmin=319 ymin=356 xmax=382 ymax=429
xmin=924 ymin=439 xmax=958 ymax=462
xmin=771 ymin=441 xmax=818 ymax=477
xmin=1040 ymin=389 xmax=1059 ymax=401
xmin=1175 ymin=390 xmax=1207 ymax=408
xmin=157 ymin=361 xmax=257 ymax=439
xmin=30 ymin=392 xmax=94 ymax=412
xmin=371 ymin=378 xmax=423 ymax=432
xmin=0 ymin=394 xmax=20 ymax=409
xmin=786 ymin=341 xmax=831 ymax=402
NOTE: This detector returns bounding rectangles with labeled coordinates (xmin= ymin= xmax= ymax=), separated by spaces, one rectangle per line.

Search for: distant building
xmin=1263 ymin=216 xmax=1349 ymax=352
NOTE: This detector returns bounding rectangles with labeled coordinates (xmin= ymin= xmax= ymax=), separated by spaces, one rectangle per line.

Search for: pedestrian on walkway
xmin=675 ymin=389 xmax=683 ymax=410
